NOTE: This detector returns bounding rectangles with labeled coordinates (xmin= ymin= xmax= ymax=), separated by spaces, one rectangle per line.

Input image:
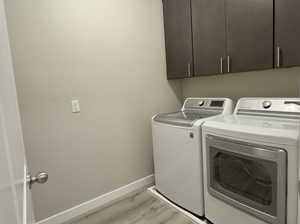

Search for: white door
xmin=0 ymin=0 xmax=47 ymax=223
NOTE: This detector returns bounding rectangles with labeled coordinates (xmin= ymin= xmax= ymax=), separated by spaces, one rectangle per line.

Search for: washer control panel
xmin=183 ymin=98 xmax=229 ymax=110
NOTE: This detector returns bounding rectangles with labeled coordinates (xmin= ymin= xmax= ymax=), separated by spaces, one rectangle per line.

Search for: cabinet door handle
xmin=277 ymin=47 xmax=281 ymax=68
xmin=220 ymin=57 xmax=223 ymax=74
xmin=187 ymin=63 xmax=191 ymax=77
xmin=227 ymin=56 xmax=230 ymax=73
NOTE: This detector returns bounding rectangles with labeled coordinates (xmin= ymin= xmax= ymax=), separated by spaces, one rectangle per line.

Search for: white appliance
xmin=152 ymin=98 xmax=233 ymax=216
xmin=202 ymin=98 xmax=300 ymax=224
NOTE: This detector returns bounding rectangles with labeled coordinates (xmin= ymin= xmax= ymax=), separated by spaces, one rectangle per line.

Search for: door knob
xmin=27 ymin=172 xmax=48 ymax=189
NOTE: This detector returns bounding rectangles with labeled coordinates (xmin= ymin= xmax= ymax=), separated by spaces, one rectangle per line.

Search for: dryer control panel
xmin=235 ymin=98 xmax=300 ymax=118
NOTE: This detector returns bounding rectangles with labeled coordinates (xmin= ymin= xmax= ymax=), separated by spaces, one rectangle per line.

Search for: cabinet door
xmin=192 ymin=0 xmax=226 ymax=76
xmin=226 ymin=0 xmax=273 ymax=73
xmin=163 ymin=0 xmax=193 ymax=79
xmin=275 ymin=0 xmax=300 ymax=68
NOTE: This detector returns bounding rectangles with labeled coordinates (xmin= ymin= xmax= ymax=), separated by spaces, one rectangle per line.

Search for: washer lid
xmin=154 ymin=110 xmax=219 ymax=127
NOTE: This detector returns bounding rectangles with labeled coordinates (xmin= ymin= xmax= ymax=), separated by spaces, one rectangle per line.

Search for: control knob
xmin=198 ymin=100 xmax=205 ymax=107
xmin=262 ymin=101 xmax=272 ymax=109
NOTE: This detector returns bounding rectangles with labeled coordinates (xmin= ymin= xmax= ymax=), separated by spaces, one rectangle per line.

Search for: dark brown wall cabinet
xmin=192 ymin=0 xmax=273 ymax=75
xmin=275 ymin=0 xmax=300 ymax=68
xmin=225 ymin=0 xmax=273 ymax=73
xmin=162 ymin=0 xmax=193 ymax=79
xmin=163 ymin=0 xmax=300 ymax=79
xmin=191 ymin=0 xmax=226 ymax=75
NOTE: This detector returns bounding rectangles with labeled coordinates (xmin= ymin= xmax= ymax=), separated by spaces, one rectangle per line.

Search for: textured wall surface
xmin=4 ymin=0 xmax=182 ymax=220
xmin=182 ymin=67 xmax=300 ymax=101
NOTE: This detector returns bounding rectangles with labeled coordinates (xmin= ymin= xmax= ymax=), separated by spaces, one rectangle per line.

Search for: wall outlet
xmin=71 ymin=100 xmax=80 ymax=113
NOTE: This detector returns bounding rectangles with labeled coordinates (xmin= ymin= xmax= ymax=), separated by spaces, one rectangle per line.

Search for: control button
xmin=262 ymin=101 xmax=272 ymax=109
xmin=198 ymin=100 xmax=205 ymax=107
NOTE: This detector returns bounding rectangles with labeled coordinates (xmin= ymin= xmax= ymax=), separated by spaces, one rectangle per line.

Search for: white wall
xmin=4 ymin=0 xmax=182 ymax=220
xmin=182 ymin=67 xmax=300 ymax=101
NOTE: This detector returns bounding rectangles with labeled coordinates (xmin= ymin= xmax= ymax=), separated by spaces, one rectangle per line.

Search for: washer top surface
xmin=203 ymin=98 xmax=300 ymax=146
xmin=153 ymin=110 xmax=219 ymax=127
xmin=153 ymin=98 xmax=233 ymax=127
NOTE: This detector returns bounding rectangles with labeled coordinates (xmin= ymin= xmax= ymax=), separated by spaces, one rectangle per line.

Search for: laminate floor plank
xmin=71 ymin=190 xmax=197 ymax=224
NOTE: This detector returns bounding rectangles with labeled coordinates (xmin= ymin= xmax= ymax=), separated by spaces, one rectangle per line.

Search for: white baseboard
xmin=36 ymin=175 xmax=154 ymax=224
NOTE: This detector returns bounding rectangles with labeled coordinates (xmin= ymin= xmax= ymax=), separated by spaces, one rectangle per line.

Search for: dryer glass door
xmin=212 ymin=150 xmax=276 ymax=209
xmin=206 ymin=135 xmax=287 ymax=224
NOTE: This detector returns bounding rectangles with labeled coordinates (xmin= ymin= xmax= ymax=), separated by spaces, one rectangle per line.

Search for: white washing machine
xmin=202 ymin=98 xmax=300 ymax=224
xmin=152 ymin=98 xmax=233 ymax=216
